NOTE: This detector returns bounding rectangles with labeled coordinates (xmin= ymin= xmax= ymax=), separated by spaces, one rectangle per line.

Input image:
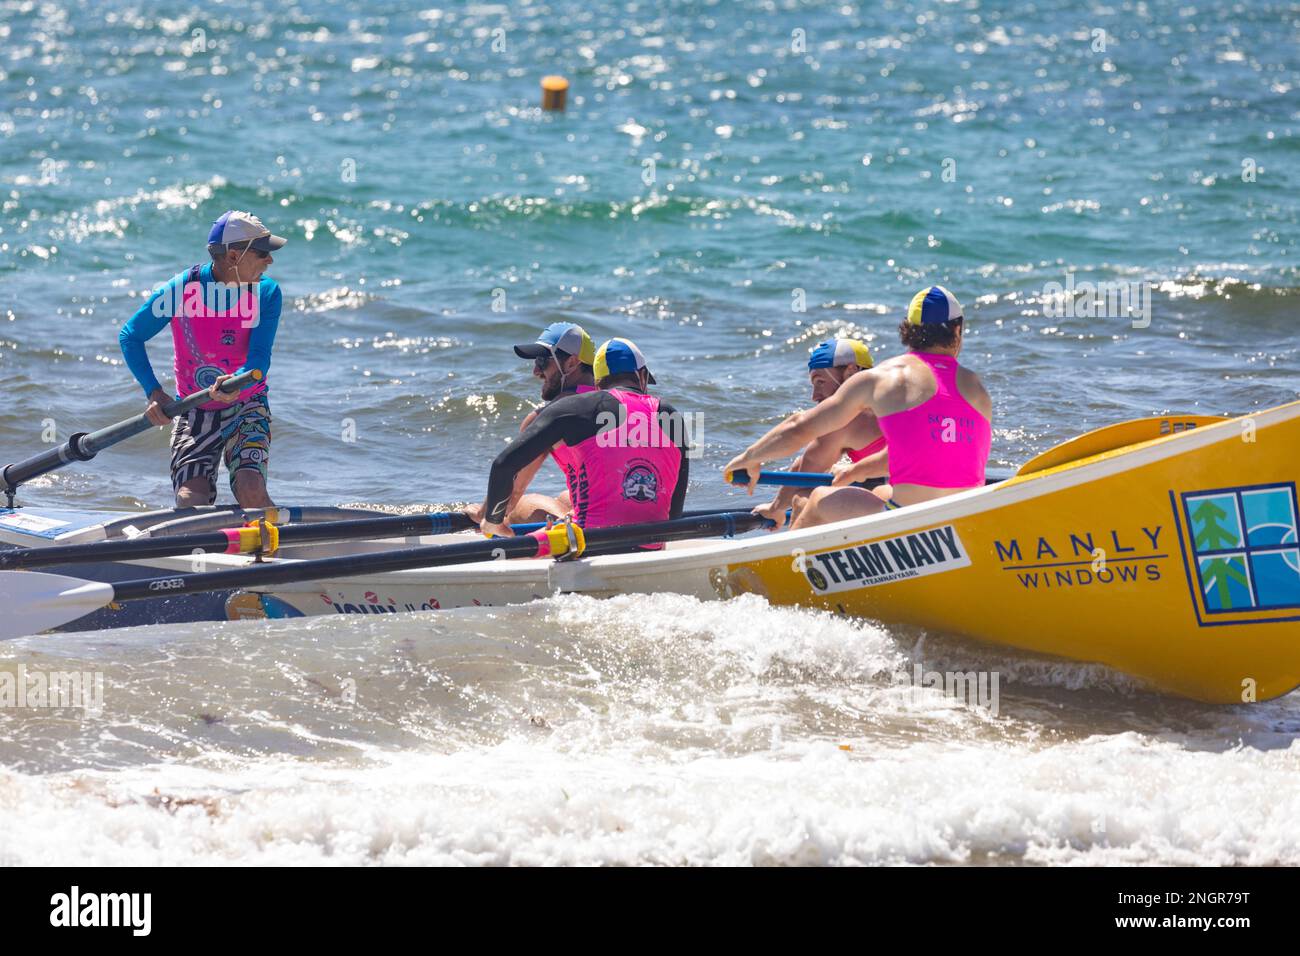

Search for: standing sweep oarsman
xmin=725 ymin=286 xmax=992 ymax=529
xmin=118 ymin=210 xmax=286 ymax=508
xmin=478 ymin=338 xmax=690 ymax=542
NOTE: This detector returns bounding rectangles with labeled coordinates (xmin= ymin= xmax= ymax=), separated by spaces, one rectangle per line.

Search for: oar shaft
xmin=726 ymin=470 xmax=1000 ymax=489
xmin=582 ymin=511 xmax=767 ymax=546
xmin=104 ymin=513 xmax=765 ymax=604
xmin=514 ymin=507 xmax=770 ymax=535
xmin=0 ymin=510 xmax=477 ymax=570
xmin=727 ymin=469 xmax=884 ymax=489
xmin=110 ymin=533 xmax=545 ymax=602
xmin=0 ymin=507 xmax=756 ymax=571
xmin=1 ymin=369 xmax=261 ymax=493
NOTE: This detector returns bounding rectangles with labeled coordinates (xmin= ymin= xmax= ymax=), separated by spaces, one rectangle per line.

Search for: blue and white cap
xmin=906 ymin=285 xmax=963 ymax=326
xmin=513 ymin=322 xmax=596 ymax=365
xmin=207 ymin=210 xmax=287 ymax=252
xmin=808 ymin=338 xmax=874 ymax=371
xmin=594 ymin=337 xmax=657 ymax=385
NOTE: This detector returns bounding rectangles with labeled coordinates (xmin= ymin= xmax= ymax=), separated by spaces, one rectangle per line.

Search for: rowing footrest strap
xmin=223 ymin=521 xmax=280 ymax=556
xmin=529 ymin=522 xmax=585 ymax=559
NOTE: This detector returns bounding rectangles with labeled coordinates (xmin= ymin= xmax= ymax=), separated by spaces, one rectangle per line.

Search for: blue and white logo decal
xmin=1182 ymin=483 xmax=1299 ymax=613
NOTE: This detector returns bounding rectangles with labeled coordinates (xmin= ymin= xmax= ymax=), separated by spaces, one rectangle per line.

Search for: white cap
xmin=207 ymin=210 xmax=287 ymax=251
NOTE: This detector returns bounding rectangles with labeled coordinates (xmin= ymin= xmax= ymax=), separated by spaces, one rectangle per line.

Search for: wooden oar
xmin=1 ymin=369 xmax=262 ymax=506
xmin=0 ymin=512 xmax=768 ymax=638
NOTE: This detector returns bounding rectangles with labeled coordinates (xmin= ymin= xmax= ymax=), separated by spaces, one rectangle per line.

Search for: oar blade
xmin=0 ymin=571 xmax=115 ymax=640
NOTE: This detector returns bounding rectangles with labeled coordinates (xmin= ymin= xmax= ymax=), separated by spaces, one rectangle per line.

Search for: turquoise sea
xmin=0 ymin=0 xmax=1298 ymax=866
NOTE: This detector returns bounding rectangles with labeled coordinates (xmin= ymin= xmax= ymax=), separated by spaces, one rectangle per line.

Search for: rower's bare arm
xmin=145 ymin=388 xmax=172 ymax=426
xmin=798 ymin=431 xmax=849 ymax=473
xmin=831 ymin=447 xmax=888 ymax=486
xmin=725 ymin=371 xmax=880 ymax=485
xmin=753 ymin=452 xmax=805 ymax=525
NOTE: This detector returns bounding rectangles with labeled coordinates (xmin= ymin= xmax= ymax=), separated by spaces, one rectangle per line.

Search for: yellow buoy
xmin=541 ymin=75 xmax=569 ymax=111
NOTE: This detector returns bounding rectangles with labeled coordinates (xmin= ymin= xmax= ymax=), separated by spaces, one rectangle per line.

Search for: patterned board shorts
xmin=169 ymin=392 xmax=271 ymax=503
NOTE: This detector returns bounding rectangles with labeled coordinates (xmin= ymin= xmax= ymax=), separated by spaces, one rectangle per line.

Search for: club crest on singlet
xmin=622 ymin=460 xmax=659 ymax=502
xmin=193 ymin=365 xmax=225 ymax=389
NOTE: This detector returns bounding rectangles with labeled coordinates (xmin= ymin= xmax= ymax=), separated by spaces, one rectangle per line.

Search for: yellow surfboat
xmin=213 ymin=399 xmax=1300 ymax=703
xmin=703 ymin=399 xmax=1300 ymax=703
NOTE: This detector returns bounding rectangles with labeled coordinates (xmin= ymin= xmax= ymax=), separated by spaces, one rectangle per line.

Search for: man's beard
xmin=541 ymin=376 xmax=562 ymax=401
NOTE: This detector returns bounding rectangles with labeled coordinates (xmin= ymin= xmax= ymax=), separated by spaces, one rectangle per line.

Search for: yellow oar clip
xmin=238 ymin=518 xmax=279 ymax=559
xmin=542 ymin=521 xmax=585 ymax=559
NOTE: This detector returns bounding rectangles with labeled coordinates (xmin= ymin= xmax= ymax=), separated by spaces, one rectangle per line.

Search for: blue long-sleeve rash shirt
xmin=118 ymin=262 xmax=282 ymax=398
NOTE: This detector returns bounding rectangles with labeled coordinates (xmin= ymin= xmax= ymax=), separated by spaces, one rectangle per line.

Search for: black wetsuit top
xmin=485 ymin=388 xmax=690 ymax=523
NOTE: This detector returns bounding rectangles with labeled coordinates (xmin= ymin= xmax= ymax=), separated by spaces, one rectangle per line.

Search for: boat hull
xmin=710 ymin=401 xmax=1300 ymax=703
xmin=4 ymin=403 xmax=1297 ymax=702
xmin=250 ymin=402 xmax=1300 ymax=702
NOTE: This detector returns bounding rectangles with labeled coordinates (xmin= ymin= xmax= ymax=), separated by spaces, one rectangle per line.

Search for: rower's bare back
xmin=863 ymin=353 xmax=993 ymax=504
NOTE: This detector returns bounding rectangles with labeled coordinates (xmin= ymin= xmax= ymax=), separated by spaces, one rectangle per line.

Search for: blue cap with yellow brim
xmin=593 ymin=337 xmax=657 ymax=385
xmin=808 ymin=338 xmax=874 ymax=371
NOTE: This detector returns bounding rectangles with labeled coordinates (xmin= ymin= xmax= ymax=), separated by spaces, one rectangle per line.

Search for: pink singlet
xmin=845 ymin=436 xmax=887 ymax=463
xmin=172 ymin=265 xmax=267 ymax=410
xmin=875 ymin=353 xmax=990 ymax=488
xmin=561 ymin=388 xmax=681 ymax=530
xmin=549 ymin=384 xmax=598 ymax=473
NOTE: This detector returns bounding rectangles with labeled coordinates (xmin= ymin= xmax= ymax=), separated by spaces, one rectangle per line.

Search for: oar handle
xmin=726 ymin=468 xmax=885 ymax=490
xmin=727 ymin=468 xmax=824 ymax=488
xmin=1 ymin=369 xmax=262 ymax=496
xmin=82 ymin=369 xmax=262 ymax=457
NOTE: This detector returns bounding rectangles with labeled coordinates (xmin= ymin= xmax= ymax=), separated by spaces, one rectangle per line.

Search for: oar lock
xmin=535 ymin=515 xmax=586 ymax=561
xmin=225 ymin=518 xmax=280 ymax=561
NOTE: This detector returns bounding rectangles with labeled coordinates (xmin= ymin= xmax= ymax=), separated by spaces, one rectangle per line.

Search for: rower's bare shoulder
xmin=956 ymin=366 xmax=993 ymax=418
xmin=863 ymin=357 xmax=912 ymax=394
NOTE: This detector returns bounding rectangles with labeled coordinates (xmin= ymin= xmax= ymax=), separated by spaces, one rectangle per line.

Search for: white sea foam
xmin=2 ymin=594 xmax=1297 ymax=865
xmin=2 ymin=730 xmax=1298 ymax=866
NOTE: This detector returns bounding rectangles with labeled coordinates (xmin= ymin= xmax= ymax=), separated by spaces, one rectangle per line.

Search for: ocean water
xmin=0 ymin=0 xmax=1298 ymax=865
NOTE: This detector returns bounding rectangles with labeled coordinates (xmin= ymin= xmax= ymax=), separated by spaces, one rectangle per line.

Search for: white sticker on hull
xmin=803 ymin=525 xmax=971 ymax=593
xmin=0 ymin=512 xmax=71 ymax=534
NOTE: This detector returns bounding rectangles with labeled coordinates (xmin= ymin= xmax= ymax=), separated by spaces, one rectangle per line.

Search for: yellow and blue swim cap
xmin=594 ymin=337 xmax=657 ymax=384
xmin=906 ymin=286 xmax=964 ymax=326
xmin=808 ymin=338 xmax=874 ymax=371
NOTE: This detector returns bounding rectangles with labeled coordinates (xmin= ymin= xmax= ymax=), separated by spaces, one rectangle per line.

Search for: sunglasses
xmin=233 ymin=244 xmax=272 ymax=260
xmin=533 ymin=348 xmax=573 ymax=372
